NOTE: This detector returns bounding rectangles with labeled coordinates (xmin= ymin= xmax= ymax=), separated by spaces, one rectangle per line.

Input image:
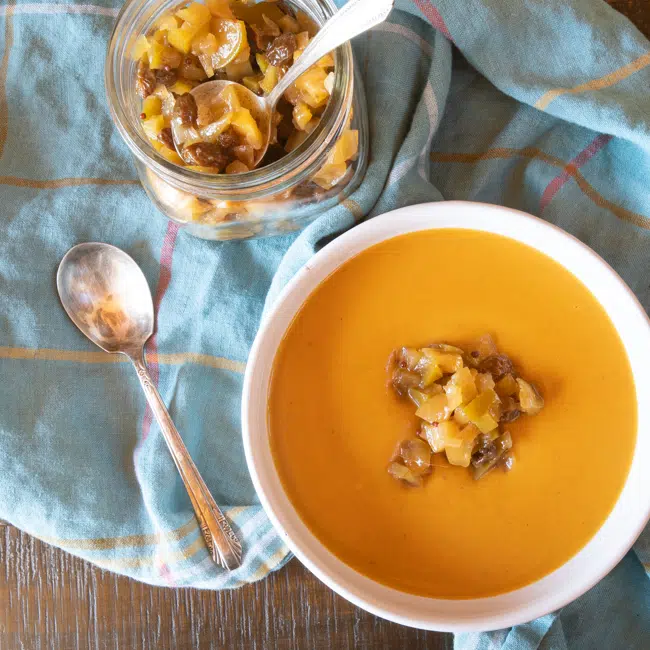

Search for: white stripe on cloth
xmin=0 ymin=3 xmax=119 ymax=17
xmin=153 ymin=507 xmax=282 ymax=586
xmin=171 ymin=524 xmax=288 ymax=588
xmin=387 ymin=81 xmax=440 ymax=187
xmin=417 ymin=81 xmax=440 ymax=181
xmin=374 ymin=22 xmax=439 ymax=187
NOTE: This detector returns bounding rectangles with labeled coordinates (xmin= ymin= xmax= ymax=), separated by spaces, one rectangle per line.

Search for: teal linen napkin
xmin=0 ymin=0 xmax=649 ymax=644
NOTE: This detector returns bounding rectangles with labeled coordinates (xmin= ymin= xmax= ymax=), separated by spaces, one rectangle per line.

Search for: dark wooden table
xmin=0 ymin=522 xmax=450 ymax=649
xmin=1 ymin=3 xmax=647 ymax=649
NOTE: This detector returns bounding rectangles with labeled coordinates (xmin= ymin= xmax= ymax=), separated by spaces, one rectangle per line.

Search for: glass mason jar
xmin=105 ymin=0 xmax=368 ymax=240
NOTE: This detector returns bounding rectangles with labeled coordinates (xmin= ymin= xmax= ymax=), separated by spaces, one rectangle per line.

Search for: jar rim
xmin=105 ymin=0 xmax=354 ymax=200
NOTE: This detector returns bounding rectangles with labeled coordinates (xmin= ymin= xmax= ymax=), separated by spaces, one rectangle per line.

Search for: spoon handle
xmin=267 ymin=0 xmax=394 ymax=107
xmin=129 ymin=350 xmax=243 ymax=570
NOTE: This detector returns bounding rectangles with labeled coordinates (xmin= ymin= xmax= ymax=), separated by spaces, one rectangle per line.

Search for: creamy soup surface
xmin=268 ymin=229 xmax=637 ymax=599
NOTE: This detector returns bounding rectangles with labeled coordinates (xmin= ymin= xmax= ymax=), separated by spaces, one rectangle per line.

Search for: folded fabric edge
xmin=4 ymin=505 xmax=292 ymax=589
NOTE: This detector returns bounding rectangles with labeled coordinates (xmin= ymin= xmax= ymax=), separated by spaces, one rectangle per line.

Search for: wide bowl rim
xmin=242 ymin=200 xmax=650 ymax=632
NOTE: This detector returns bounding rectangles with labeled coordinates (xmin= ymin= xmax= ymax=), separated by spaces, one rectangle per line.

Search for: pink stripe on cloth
xmin=159 ymin=561 xmax=176 ymax=587
xmin=141 ymin=221 xmax=181 ymax=442
xmin=412 ymin=0 xmax=453 ymax=41
xmin=540 ymin=134 xmax=612 ymax=211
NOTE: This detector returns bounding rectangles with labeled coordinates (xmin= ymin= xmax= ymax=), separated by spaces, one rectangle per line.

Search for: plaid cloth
xmin=0 ymin=0 xmax=649 ymax=644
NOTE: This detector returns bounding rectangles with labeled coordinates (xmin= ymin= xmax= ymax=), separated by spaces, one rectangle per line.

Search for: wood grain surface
xmin=0 ymin=522 xmax=451 ymax=649
xmin=1 ymin=2 xmax=648 ymax=649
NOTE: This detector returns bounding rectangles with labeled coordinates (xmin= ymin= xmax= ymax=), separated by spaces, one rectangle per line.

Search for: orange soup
xmin=268 ymin=229 xmax=636 ymax=599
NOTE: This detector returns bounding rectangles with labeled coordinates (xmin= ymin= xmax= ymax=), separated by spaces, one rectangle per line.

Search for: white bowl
xmin=242 ymin=201 xmax=650 ymax=632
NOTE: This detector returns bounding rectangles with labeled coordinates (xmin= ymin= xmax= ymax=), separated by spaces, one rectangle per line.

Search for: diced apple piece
xmin=396 ymin=347 xmax=422 ymax=371
xmin=198 ymin=113 xmax=233 ymax=142
xmin=454 ymin=406 xmax=470 ymax=426
xmin=475 ymin=372 xmax=495 ymax=393
xmin=312 ymin=162 xmax=348 ymax=190
xmin=293 ymin=101 xmax=313 ymax=131
xmin=421 ymin=348 xmax=464 ymax=374
xmin=242 ymin=75 xmax=261 ymax=93
xmin=142 ymin=114 xmax=165 ymax=140
xmin=132 ymin=35 xmax=150 ymax=60
xmin=400 ymin=439 xmax=432 ymax=474
xmin=176 ymin=2 xmax=212 ymax=27
xmin=517 ymin=379 xmax=544 ymax=415
xmin=148 ymin=41 xmax=182 ymax=69
xmin=392 ymin=369 xmax=420 ymax=396
xmin=145 ymin=168 xmax=210 ymax=220
xmin=155 ymin=14 xmax=179 ymax=31
xmin=444 ymin=366 xmax=478 ymax=410
xmin=219 ymin=84 xmax=241 ymax=111
xmin=231 ymin=0 xmax=285 ymax=25
xmin=387 ymin=462 xmax=422 ymax=487
xmin=414 ymin=355 xmax=443 ymax=388
xmin=296 ymin=10 xmax=318 ymax=35
xmin=278 ymin=14 xmax=300 ymax=33
xmin=169 ymin=79 xmax=196 ymax=95
xmin=407 ymin=388 xmax=429 ymax=409
xmin=328 ymin=130 xmax=359 ymax=165
xmin=317 ymin=53 xmax=335 ymax=69
xmin=232 ymin=144 xmax=254 ymax=168
xmin=225 ymin=160 xmax=249 ymax=174
xmin=445 ymin=423 xmax=480 ymax=467
xmin=295 ymin=31 xmax=310 ymax=49
xmin=168 ymin=23 xmax=203 ymax=54
xmin=463 ymin=389 xmax=501 ymax=434
xmin=469 ymin=333 xmax=498 ymax=363
xmin=206 ymin=0 xmax=235 ymax=19
xmin=225 ymin=58 xmax=254 ymax=80
xmin=260 ymin=65 xmax=279 ymax=94
xmin=324 ymin=72 xmax=335 ymax=94
xmin=141 ymin=95 xmax=162 ymax=118
xmin=295 ymin=66 xmax=329 ymax=108
xmin=285 ymin=129 xmax=309 ymax=153
xmin=210 ymin=18 xmax=248 ymax=69
xmin=231 ymin=108 xmax=263 ymax=149
xmin=149 ymin=139 xmax=184 ymax=165
xmin=192 ymin=31 xmax=219 ymax=57
xmin=495 ymin=373 xmax=518 ymax=398
xmin=423 ymin=421 xmax=460 ymax=454
xmin=416 ymin=393 xmax=451 ymax=424
xmin=255 ymin=52 xmax=269 ymax=74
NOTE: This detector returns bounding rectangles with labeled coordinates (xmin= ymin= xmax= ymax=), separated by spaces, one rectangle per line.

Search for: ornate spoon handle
xmin=129 ymin=349 xmax=242 ymax=570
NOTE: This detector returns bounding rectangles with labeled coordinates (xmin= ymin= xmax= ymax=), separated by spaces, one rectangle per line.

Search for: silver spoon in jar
xmin=57 ymin=243 xmax=242 ymax=570
xmin=172 ymin=0 xmax=394 ymax=168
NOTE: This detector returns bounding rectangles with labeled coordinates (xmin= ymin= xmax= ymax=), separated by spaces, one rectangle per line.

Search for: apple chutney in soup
xmin=267 ymin=229 xmax=637 ymax=599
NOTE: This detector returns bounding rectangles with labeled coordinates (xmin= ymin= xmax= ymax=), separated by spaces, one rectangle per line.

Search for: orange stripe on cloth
xmin=534 ymin=51 xmax=650 ymax=110
xmin=540 ymin=134 xmax=613 ymax=211
xmin=342 ymin=198 xmax=364 ymax=222
xmin=0 ymin=346 xmax=246 ymax=373
xmin=94 ymin=534 xmax=206 ymax=570
xmin=0 ymin=0 xmax=15 ymax=157
xmin=0 ymin=176 xmax=139 ymax=188
xmin=39 ymin=518 xmax=198 ymax=551
xmin=430 ymin=147 xmax=650 ymax=230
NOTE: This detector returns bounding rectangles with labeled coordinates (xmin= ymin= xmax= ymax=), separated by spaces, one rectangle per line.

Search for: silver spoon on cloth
xmin=57 ymin=242 xmax=242 ymax=570
xmin=172 ymin=0 xmax=394 ymax=167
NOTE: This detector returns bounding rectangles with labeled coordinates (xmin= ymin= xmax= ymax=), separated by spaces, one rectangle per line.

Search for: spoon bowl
xmin=57 ymin=243 xmax=153 ymax=353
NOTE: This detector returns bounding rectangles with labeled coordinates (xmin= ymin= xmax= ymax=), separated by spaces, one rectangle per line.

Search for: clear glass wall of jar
xmin=105 ymin=0 xmax=368 ymax=240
